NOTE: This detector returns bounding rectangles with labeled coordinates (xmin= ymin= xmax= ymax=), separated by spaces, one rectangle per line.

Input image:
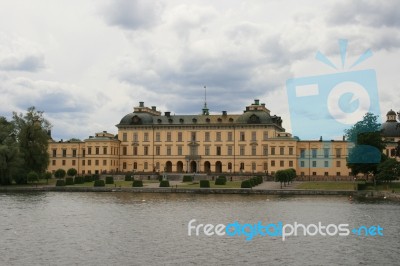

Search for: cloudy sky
xmin=0 ymin=0 xmax=399 ymax=140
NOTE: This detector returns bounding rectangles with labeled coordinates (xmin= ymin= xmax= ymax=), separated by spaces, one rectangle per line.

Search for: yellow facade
xmin=47 ymin=100 xmax=358 ymax=178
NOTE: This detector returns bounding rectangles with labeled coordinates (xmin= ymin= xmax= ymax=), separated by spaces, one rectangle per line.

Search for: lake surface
xmin=0 ymin=192 xmax=399 ymax=266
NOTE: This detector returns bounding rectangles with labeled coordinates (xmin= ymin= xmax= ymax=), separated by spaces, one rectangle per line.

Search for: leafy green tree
xmin=12 ymin=107 xmax=51 ymax=176
xmin=0 ymin=117 xmax=24 ymax=185
xmin=376 ymin=158 xmax=400 ymax=183
xmin=67 ymin=168 xmax=77 ymax=177
xmin=54 ymin=169 xmax=66 ymax=179
xmin=275 ymin=170 xmax=288 ymax=189
xmin=345 ymin=113 xmax=386 ymax=176
xmin=27 ymin=171 xmax=39 ymax=183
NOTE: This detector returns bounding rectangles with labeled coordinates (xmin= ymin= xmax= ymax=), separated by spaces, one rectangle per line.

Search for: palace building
xmin=47 ymin=100 xmax=399 ymax=177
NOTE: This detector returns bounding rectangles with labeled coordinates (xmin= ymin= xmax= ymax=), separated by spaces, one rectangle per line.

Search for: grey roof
xmin=381 ymin=121 xmax=400 ymax=137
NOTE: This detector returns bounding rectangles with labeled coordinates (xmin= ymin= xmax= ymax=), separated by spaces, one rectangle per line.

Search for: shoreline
xmin=0 ymin=186 xmax=399 ymax=201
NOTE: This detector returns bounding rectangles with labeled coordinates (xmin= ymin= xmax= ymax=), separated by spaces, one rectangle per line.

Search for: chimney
xmin=139 ymin=101 xmax=144 ymax=107
xmin=261 ymin=103 xmax=265 ymax=107
xmin=165 ymin=111 xmax=171 ymax=117
xmin=222 ymin=111 xmax=227 ymax=116
xmin=254 ymin=99 xmax=260 ymax=105
xmin=151 ymin=106 xmax=157 ymax=111
xmin=103 ymin=131 xmax=107 ymax=133
xmin=343 ymin=135 xmax=346 ymax=141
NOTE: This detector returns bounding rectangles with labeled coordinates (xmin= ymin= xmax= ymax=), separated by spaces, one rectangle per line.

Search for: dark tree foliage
xmin=376 ymin=158 xmax=400 ymax=183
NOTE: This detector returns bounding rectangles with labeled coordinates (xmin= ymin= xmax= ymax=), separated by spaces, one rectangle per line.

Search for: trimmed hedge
xmin=105 ymin=176 xmax=114 ymax=184
xmin=125 ymin=174 xmax=132 ymax=181
xmin=241 ymin=180 xmax=252 ymax=188
xmin=65 ymin=177 xmax=74 ymax=186
xmin=182 ymin=175 xmax=193 ymax=182
xmin=93 ymin=174 xmax=100 ymax=181
xmin=56 ymin=179 xmax=65 ymax=186
xmin=215 ymin=177 xmax=226 ymax=185
xmin=159 ymin=180 xmax=170 ymax=187
xmin=84 ymin=175 xmax=93 ymax=182
xmin=132 ymin=180 xmax=143 ymax=187
xmin=218 ymin=176 xmax=227 ymax=182
xmin=200 ymin=180 xmax=210 ymax=188
xmin=74 ymin=176 xmax=84 ymax=184
xmin=94 ymin=180 xmax=105 ymax=187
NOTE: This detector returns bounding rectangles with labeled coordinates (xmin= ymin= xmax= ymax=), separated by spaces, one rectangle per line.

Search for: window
xmin=144 ymin=146 xmax=149 ymax=155
xmin=240 ymin=146 xmax=245 ymax=156
xmin=280 ymin=160 xmax=284 ymax=167
xmin=191 ymin=132 xmax=196 ymax=141
xmin=133 ymin=133 xmax=138 ymax=142
xmin=240 ymin=163 xmax=245 ymax=170
xmin=280 ymin=147 xmax=284 ymax=155
xmin=156 ymin=146 xmax=160 ymax=156
xmin=252 ymin=162 xmax=256 ymax=171
xmin=251 ymin=131 xmax=256 ymax=141
xmin=122 ymin=133 xmax=127 ymax=142
xmin=324 ymin=172 xmax=328 ymax=176
xmin=336 ymin=172 xmax=341 ymax=176
xmin=72 ymin=149 xmax=77 ymax=157
xmin=177 ymin=146 xmax=182 ymax=155
xmin=263 ymin=131 xmax=268 ymax=140
xmin=336 ymin=148 xmax=341 ymax=158
xmin=52 ymin=149 xmax=57 ymax=157
xmin=289 ymin=161 xmax=293 ymax=167
xmin=216 ymin=132 xmax=221 ymax=141
xmin=240 ymin=132 xmax=245 ymax=141
xmin=312 ymin=172 xmax=317 ymax=176
xmin=62 ymin=160 xmax=66 ymax=166
xmin=167 ymin=132 xmax=172 ymax=142
xmin=312 ymin=149 xmax=317 ymax=158
xmin=324 ymin=161 xmax=329 ymax=167
xmin=95 ymin=160 xmax=99 ymax=166
xmin=190 ymin=146 xmax=198 ymax=156
xmin=216 ymin=146 xmax=221 ymax=156
xmin=227 ymin=146 xmax=233 ymax=156
xmin=95 ymin=147 xmax=99 ymax=155
xmin=263 ymin=146 xmax=268 ymax=156
xmin=144 ymin=162 xmax=148 ymax=170
xmin=133 ymin=147 xmax=138 ymax=156
xmin=177 ymin=132 xmax=182 ymax=142
xmin=156 ymin=162 xmax=160 ymax=170
xmin=263 ymin=162 xmax=268 ymax=170
xmin=324 ymin=148 xmax=329 ymax=158
xmin=271 ymin=147 xmax=275 ymax=155
xmin=88 ymin=160 xmax=91 ymax=166
xmin=271 ymin=160 xmax=275 ymax=167
xmin=252 ymin=146 xmax=257 ymax=156
xmin=289 ymin=147 xmax=293 ymax=155
xmin=205 ymin=146 xmax=210 ymax=156
xmin=72 ymin=160 xmax=76 ymax=166
xmin=336 ymin=161 xmax=341 ymax=167
xmin=205 ymin=132 xmax=210 ymax=142
xmin=82 ymin=149 xmax=85 ymax=157
xmin=103 ymin=160 xmax=107 ymax=166
xmin=312 ymin=161 xmax=316 ymax=167
xmin=62 ymin=149 xmax=67 ymax=157
xmin=228 ymin=162 xmax=232 ymax=170
xmin=300 ymin=161 xmax=305 ymax=167
xmin=156 ymin=132 xmax=161 ymax=142
xmin=52 ymin=160 xmax=56 ymax=166
xmin=144 ymin=133 xmax=149 ymax=142
xmin=123 ymin=147 xmax=127 ymax=155
xmin=300 ymin=149 xmax=305 ymax=158
xmin=123 ymin=162 xmax=126 ymax=169
xmin=88 ymin=147 xmax=92 ymax=155
xmin=227 ymin=132 xmax=233 ymax=141
xmin=102 ymin=147 xmax=106 ymax=155
xmin=133 ymin=162 xmax=137 ymax=169
xmin=166 ymin=147 xmax=171 ymax=156
xmin=82 ymin=160 xmax=85 ymax=166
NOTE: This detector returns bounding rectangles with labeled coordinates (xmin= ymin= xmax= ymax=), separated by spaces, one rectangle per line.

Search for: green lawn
xmin=64 ymin=180 xmax=159 ymax=187
xmin=296 ymin=182 xmax=356 ymax=190
xmin=178 ymin=181 xmax=243 ymax=189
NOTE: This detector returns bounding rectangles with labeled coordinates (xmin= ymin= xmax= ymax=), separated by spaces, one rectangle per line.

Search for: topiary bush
xmin=54 ymin=169 xmax=66 ymax=179
xmin=215 ymin=177 xmax=226 ymax=185
xmin=200 ymin=180 xmax=210 ymax=188
xmin=218 ymin=176 xmax=227 ymax=183
xmin=56 ymin=179 xmax=65 ymax=186
xmin=132 ymin=180 xmax=143 ymax=187
xmin=241 ymin=180 xmax=252 ymax=188
xmin=74 ymin=176 xmax=84 ymax=184
xmin=67 ymin=168 xmax=77 ymax=177
xmin=182 ymin=175 xmax=193 ymax=182
xmin=94 ymin=180 xmax=105 ymax=187
xmin=84 ymin=175 xmax=93 ymax=182
xmin=125 ymin=174 xmax=132 ymax=181
xmin=65 ymin=177 xmax=74 ymax=185
xmin=159 ymin=180 xmax=170 ymax=187
xmin=105 ymin=176 xmax=114 ymax=184
xmin=92 ymin=174 xmax=100 ymax=181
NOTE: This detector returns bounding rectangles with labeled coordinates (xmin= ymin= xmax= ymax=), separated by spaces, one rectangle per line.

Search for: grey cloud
xmin=100 ymin=0 xmax=164 ymax=30
xmin=0 ymin=54 xmax=45 ymax=72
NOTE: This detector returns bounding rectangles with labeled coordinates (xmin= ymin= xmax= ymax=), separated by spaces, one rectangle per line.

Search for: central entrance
xmin=190 ymin=161 xmax=197 ymax=173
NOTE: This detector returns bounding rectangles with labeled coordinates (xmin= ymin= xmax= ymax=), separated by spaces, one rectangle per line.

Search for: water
xmin=0 ymin=192 xmax=399 ymax=266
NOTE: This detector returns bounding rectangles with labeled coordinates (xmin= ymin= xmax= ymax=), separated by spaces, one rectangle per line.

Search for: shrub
xmin=200 ymin=180 xmax=210 ymax=188
xmin=44 ymin=172 xmax=52 ymax=180
xmin=215 ymin=177 xmax=226 ymax=185
xmin=27 ymin=171 xmax=39 ymax=183
xmin=65 ymin=177 xmax=74 ymax=185
xmin=256 ymin=176 xmax=263 ymax=184
xmin=56 ymin=179 xmax=65 ymax=186
xmin=125 ymin=174 xmax=132 ymax=181
xmin=218 ymin=176 xmax=227 ymax=182
xmin=54 ymin=169 xmax=66 ymax=179
xmin=182 ymin=175 xmax=193 ymax=182
xmin=74 ymin=176 xmax=84 ymax=184
xmin=84 ymin=175 xmax=93 ymax=182
xmin=94 ymin=180 xmax=105 ymax=187
xmin=105 ymin=176 xmax=114 ymax=184
xmin=158 ymin=175 xmax=163 ymax=182
xmin=67 ymin=168 xmax=77 ymax=177
xmin=92 ymin=174 xmax=100 ymax=181
xmin=132 ymin=180 xmax=143 ymax=187
xmin=249 ymin=178 xmax=255 ymax=187
xmin=241 ymin=180 xmax=252 ymax=188
xmin=159 ymin=180 xmax=170 ymax=187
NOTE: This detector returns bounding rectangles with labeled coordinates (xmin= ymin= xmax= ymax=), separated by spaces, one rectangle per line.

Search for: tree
xmin=12 ymin=107 xmax=51 ymax=176
xmin=27 ymin=171 xmax=39 ymax=183
xmin=375 ymin=158 xmax=400 ymax=183
xmin=345 ymin=113 xmax=385 ymax=176
xmin=54 ymin=169 xmax=66 ymax=179
xmin=0 ymin=117 xmax=24 ymax=185
xmin=67 ymin=168 xmax=77 ymax=177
